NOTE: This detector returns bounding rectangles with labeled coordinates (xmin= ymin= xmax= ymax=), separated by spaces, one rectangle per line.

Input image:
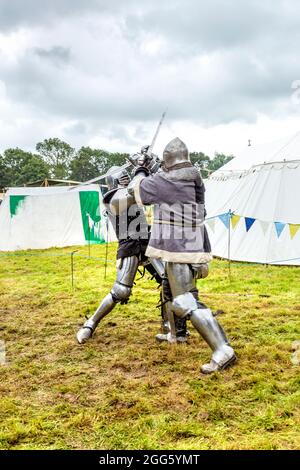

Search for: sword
xmin=146 ymin=109 xmax=167 ymax=158
xmin=77 ymin=161 xmax=132 ymax=187
xmin=72 ymin=110 xmax=167 ymax=188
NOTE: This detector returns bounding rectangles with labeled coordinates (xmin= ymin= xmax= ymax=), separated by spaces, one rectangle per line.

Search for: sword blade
xmin=73 ymin=161 xmax=132 ymax=187
xmin=147 ymin=109 xmax=167 ymax=156
xmin=71 ymin=110 xmax=167 ymax=190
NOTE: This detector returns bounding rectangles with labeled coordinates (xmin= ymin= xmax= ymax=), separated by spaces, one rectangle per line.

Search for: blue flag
xmin=245 ymin=217 xmax=256 ymax=232
xmin=274 ymin=222 xmax=286 ymax=238
xmin=218 ymin=213 xmax=230 ymax=229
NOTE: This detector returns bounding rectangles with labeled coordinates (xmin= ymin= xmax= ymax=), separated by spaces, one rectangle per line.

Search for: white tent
xmin=0 ymin=185 xmax=116 ymax=252
xmin=205 ymin=132 xmax=300 ymax=265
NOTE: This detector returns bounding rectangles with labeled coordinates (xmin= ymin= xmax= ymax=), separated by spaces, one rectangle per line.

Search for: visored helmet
xmin=163 ymin=137 xmax=189 ymax=169
xmin=106 ymin=166 xmax=130 ymax=190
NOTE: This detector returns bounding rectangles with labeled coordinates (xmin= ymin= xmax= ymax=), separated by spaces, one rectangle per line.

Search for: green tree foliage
xmin=208 ymin=153 xmax=234 ymax=173
xmin=107 ymin=152 xmax=129 ymax=169
xmin=0 ymin=148 xmax=50 ymax=188
xmin=190 ymin=152 xmax=211 ymax=178
xmin=36 ymin=138 xmax=75 ymax=179
xmin=69 ymin=148 xmax=129 ymax=182
xmin=190 ymin=151 xmax=234 ymax=178
xmin=0 ymin=155 xmax=6 ymax=188
xmin=70 ymin=147 xmax=109 ymax=182
xmin=0 ymin=137 xmax=234 ymax=189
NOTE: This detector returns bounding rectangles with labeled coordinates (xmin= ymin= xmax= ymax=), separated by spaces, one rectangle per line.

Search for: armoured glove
xmin=134 ymin=165 xmax=151 ymax=177
xmin=129 ymin=149 xmax=161 ymax=176
xmin=191 ymin=263 xmax=209 ymax=279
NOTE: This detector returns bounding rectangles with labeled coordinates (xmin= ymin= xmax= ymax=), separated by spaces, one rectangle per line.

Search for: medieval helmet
xmin=163 ymin=137 xmax=189 ymax=169
xmin=106 ymin=166 xmax=130 ymax=191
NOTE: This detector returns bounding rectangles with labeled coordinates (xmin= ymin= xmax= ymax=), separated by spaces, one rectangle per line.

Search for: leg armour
xmin=76 ymin=256 xmax=139 ymax=344
xmin=77 ymin=293 xmax=117 ymax=344
xmin=161 ymin=278 xmax=173 ymax=335
xmin=156 ymin=277 xmax=188 ymax=343
xmin=111 ymin=283 xmax=132 ymax=304
xmin=166 ymin=263 xmax=236 ymax=373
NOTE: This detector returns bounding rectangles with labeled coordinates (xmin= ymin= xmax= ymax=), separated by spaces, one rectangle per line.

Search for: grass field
xmin=0 ymin=243 xmax=299 ymax=450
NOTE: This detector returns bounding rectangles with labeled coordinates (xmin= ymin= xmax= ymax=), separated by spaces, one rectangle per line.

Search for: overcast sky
xmin=1 ymin=0 xmax=300 ymax=157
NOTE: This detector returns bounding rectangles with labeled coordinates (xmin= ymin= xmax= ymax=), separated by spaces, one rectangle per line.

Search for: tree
xmin=0 ymin=137 xmax=235 ymax=189
xmin=36 ymin=138 xmax=75 ymax=179
xmin=0 ymin=155 xmax=6 ymax=189
xmin=70 ymin=148 xmax=130 ymax=183
xmin=0 ymin=148 xmax=50 ymax=188
xmin=107 ymin=152 xmax=129 ymax=169
xmin=190 ymin=152 xmax=211 ymax=178
xmin=70 ymin=147 xmax=110 ymax=182
xmin=207 ymin=153 xmax=234 ymax=174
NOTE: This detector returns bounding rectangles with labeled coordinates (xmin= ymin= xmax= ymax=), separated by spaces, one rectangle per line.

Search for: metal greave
xmin=85 ymin=256 xmax=139 ymax=330
xmin=85 ymin=293 xmax=116 ymax=330
xmin=189 ymin=309 xmax=229 ymax=352
xmin=166 ymin=262 xmax=230 ymax=351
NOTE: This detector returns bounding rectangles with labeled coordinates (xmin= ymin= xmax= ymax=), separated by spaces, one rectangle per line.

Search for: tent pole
xmin=228 ymin=209 xmax=232 ymax=281
xmin=104 ymin=216 xmax=109 ymax=280
xmin=71 ymin=250 xmax=78 ymax=289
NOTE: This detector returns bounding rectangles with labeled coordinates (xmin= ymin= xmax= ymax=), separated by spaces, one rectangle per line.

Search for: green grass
xmin=0 ymin=244 xmax=299 ymax=450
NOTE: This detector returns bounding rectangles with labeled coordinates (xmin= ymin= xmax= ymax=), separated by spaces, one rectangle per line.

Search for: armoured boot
xmin=155 ymin=304 xmax=189 ymax=344
xmin=155 ymin=312 xmax=189 ymax=343
xmin=76 ymin=293 xmax=116 ymax=344
xmin=155 ymin=331 xmax=189 ymax=344
xmin=77 ymin=256 xmax=138 ymax=345
xmin=173 ymin=293 xmax=236 ymax=373
xmin=193 ymin=315 xmax=236 ymax=374
xmin=156 ymin=283 xmax=189 ymax=344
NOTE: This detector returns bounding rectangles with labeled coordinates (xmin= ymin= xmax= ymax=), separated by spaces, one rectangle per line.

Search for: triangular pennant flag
xmin=274 ymin=222 xmax=286 ymax=238
xmin=289 ymin=224 xmax=300 ymax=240
xmin=206 ymin=218 xmax=216 ymax=233
xmin=245 ymin=217 xmax=256 ymax=232
xmin=259 ymin=220 xmax=270 ymax=236
xmin=145 ymin=206 xmax=154 ymax=225
xmin=218 ymin=213 xmax=230 ymax=229
xmin=231 ymin=214 xmax=241 ymax=230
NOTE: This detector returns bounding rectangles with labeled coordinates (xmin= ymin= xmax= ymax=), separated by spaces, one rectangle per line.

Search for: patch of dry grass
xmin=0 ymin=244 xmax=299 ymax=449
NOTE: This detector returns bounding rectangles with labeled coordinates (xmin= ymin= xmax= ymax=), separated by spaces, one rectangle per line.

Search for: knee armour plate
xmin=111 ymin=282 xmax=132 ymax=304
xmin=172 ymin=292 xmax=198 ymax=318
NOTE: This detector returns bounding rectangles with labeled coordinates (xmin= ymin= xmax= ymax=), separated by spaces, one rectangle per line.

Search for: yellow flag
xmin=231 ymin=214 xmax=241 ymax=230
xmin=145 ymin=206 xmax=154 ymax=226
xmin=289 ymin=224 xmax=300 ymax=240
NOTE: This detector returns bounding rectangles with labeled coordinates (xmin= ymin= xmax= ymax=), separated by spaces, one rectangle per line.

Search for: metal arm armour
xmin=103 ymin=187 xmax=136 ymax=217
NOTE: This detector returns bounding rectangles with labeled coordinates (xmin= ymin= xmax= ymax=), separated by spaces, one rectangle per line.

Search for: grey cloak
xmin=133 ymin=165 xmax=212 ymax=263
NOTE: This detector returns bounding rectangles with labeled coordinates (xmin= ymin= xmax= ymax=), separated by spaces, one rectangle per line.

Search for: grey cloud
xmin=1 ymin=0 xmax=300 ymax=151
xmin=63 ymin=121 xmax=87 ymax=136
xmin=2 ymin=32 xmax=298 ymax=129
xmin=124 ymin=0 xmax=296 ymax=55
xmin=104 ymin=125 xmax=138 ymax=147
xmin=34 ymin=46 xmax=71 ymax=65
xmin=0 ymin=0 xmax=108 ymax=31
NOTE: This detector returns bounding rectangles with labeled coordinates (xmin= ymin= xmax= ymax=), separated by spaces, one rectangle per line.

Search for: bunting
xmin=231 ymin=214 xmax=241 ymax=229
xmin=274 ymin=222 xmax=286 ymax=238
xmin=218 ymin=213 xmax=230 ymax=229
xmin=145 ymin=206 xmax=154 ymax=225
xmin=206 ymin=218 xmax=216 ymax=233
xmin=211 ymin=211 xmax=300 ymax=241
xmin=289 ymin=224 xmax=300 ymax=239
xmin=259 ymin=220 xmax=270 ymax=235
xmin=245 ymin=217 xmax=256 ymax=232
